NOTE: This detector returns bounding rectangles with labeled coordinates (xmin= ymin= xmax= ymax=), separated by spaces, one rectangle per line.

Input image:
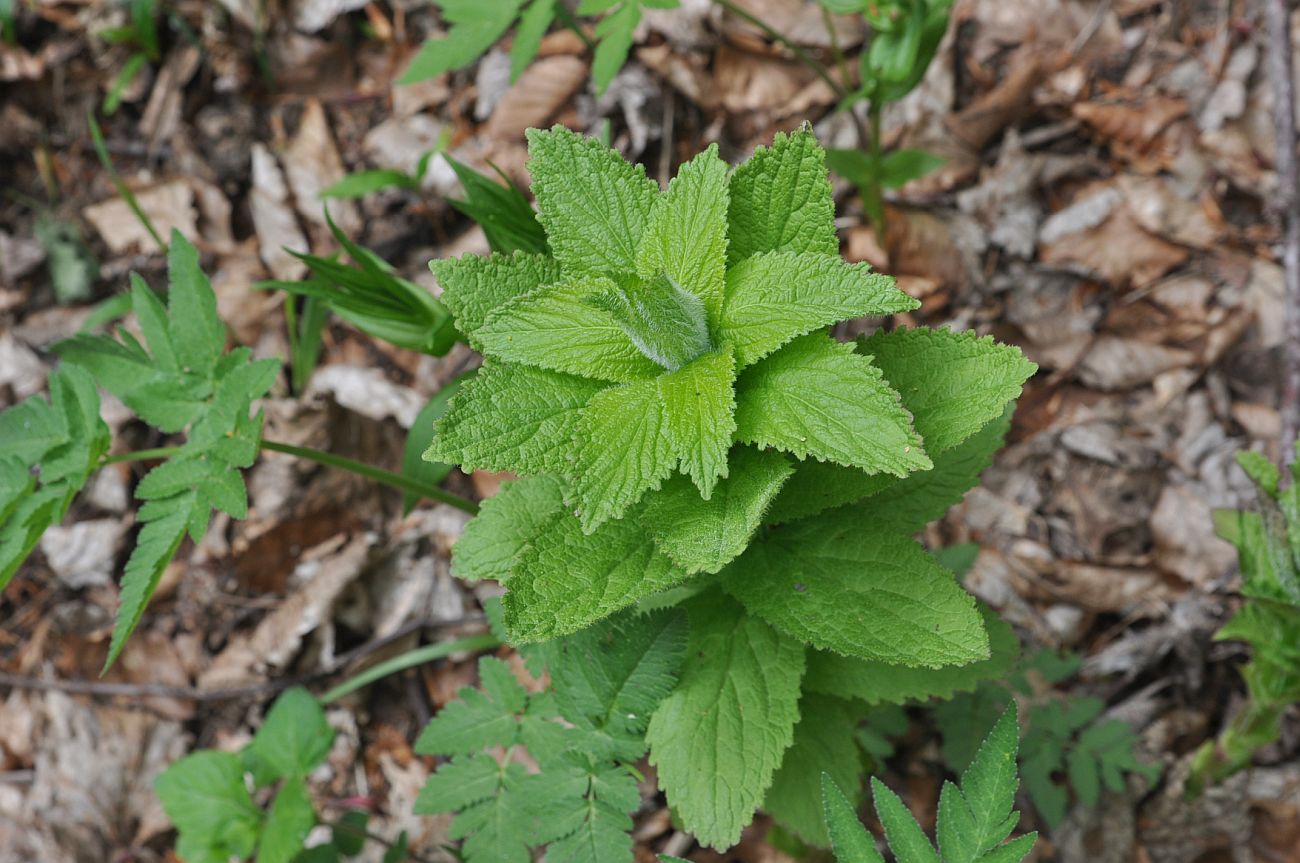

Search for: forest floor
xmin=1 ymin=0 xmax=1298 ymax=860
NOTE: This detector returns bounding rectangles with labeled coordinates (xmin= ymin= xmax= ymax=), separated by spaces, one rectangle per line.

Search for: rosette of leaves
xmin=424 ymin=125 xmax=1036 ymax=849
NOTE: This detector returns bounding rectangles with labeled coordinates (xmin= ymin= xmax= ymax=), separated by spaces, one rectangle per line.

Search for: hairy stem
xmin=319 ymin=632 xmax=501 ymax=704
xmin=104 ymin=439 xmax=480 ymax=514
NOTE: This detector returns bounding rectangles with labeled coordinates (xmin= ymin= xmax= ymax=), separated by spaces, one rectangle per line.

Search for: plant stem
xmin=103 ymin=439 xmax=480 ymax=514
xmin=710 ymin=0 xmax=847 ymax=101
xmin=259 ymin=439 xmax=479 ymax=514
xmin=318 ymin=632 xmax=501 ymax=704
xmin=867 ymin=100 xmax=886 ymax=244
xmin=821 ymin=6 xmax=850 ymax=85
xmin=1265 ymin=0 xmax=1300 ymax=474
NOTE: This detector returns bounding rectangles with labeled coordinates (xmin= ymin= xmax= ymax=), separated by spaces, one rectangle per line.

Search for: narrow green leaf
xmin=404 ymin=372 xmax=472 ymax=514
xmin=821 ymin=774 xmax=886 ymax=863
xmin=166 ymin=231 xmax=226 ymax=378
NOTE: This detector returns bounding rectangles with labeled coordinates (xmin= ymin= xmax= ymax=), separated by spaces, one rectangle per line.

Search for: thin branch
xmin=711 ymin=0 xmax=846 ymax=100
xmin=1266 ymin=0 xmax=1300 ymax=472
xmin=0 ymin=615 xmax=487 ymax=703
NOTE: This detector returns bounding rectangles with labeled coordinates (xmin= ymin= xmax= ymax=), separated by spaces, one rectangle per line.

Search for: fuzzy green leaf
xmin=646 ymin=591 xmax=805 ymax=849
xmin=502 ymin=513 xmax=688 ymax=641
xmin=642 ymin=447 xmax=793 ymax=574
xmin=426 ymin=363 xmax=604 ymax=476
xmin=804 ymin=603 xmax=1018 ymax=704
xmin=719 ymin=253 xmax=917 ymax=368
xmin=765 ymin=694 xmax=862 ymax=847
xmin=588 ymin=273 xmax=713 ymax=371
xmin=658 ymin=348 xmax=737 ymax=499
xmin=727 ymin=127 xmax=839 ymax=265
xmin=722 ymin=509 xmax=987 ymax=667
xmin=569 ymin=376 xmax=676 ymax=531
xmin=526 ymin=126 xmax=660 ymax=277
xmin=768 ymin=405 xmax=1011 ymax=526
xmin=636 ymin=144 xmax=730 ymax=322
xmin=431 ymin=252 xmax=561 ymax=349
xmin=450 ymin=476 xmax=569 ymax=583
xmin=857 ymin=327 xmax=1036 ymax=455
xmin=476 ymin=276 xmax=663 ymax=382
xmin=734 ymin=334 xmax=930 ymax=477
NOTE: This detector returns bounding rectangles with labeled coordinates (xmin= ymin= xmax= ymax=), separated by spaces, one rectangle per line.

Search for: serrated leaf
xmin=768 ymin=404 xmax=1011 ymax=526
xmin=822 ymin=774 xmax=886 ymax=863
xmin=765 ymin=694 xmax=862 ymax=847
xmin=526 ymin=126 xmax=660 ymax=277
xmin=105 ymin=491 xmax=196 ymax=669
xmin=415 ymin=753 xmax=510 ymax=814
xmin=646 ymin=591 xmax=805 ymax=849
xmin=723 ymin=509 xmax=987 ymax=667
xmin=155 ymin=750 xmax=261 ymax=861
xmin=404 ymin=372 xmax=470 ymax=514
xmin=643 ymin=447 xmax=793 ymax=574
xmin=857 ymin=327 xmax=1036 ymax=455
xmin=871 ymin=778 xmax=941 ymax=863
xmin=804 ymin=603 xmax=1019 ymax=705
xmin=166 ymin=231 xmax=226 ymax=378
xmin=545 ymin=764 xmax=640 ymax=862
xmin=727 ymin=127 xmax=839 ymax=266
xmin=248 ymin=687 xmax=334 ymax=780
xmin=544 ymin=608 xmax=688 ymax=760
xmin=451 ymin=476 xmax=568 ymax=583
xmin=399 ymin=0 xmax=523 ymax=83
xmin=936 ymin=705 xmax=1028 ymax=863
xmin=636 ymin=144 xmax=729 ymax=323
xmin=569 ymin=376 xmax=676 ymax=532
xmin=510 ymin=0 xmax=556 ymax=80
xmin=477 ymin=277 xmax=663 ymax=382
xmin=658 ymin=348 xmax=736 ymax=499
xmin=431 ymin=252 xmax=561 ymax=348
xmin=258 ymin=777 xmax=316 ymax=863
xmin=426 ymin=363 xmax=603 ymax=476
xmin=718 ymin=253 xmax=917 ymax=368
xmin=416 ymin=657 xmax=529 ymax=755
xmin=502 ymin=513 xmax=688 ymax=641
xmin=734 ymin=334 xmax=930 ymax=477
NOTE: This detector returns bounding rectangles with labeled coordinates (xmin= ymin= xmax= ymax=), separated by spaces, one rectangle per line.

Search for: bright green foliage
xmin=934 ymin=651 xmax=1159 ymax=829
xmin=445 ymin=155 xmax=550 ymax=254
xmin=0 ymin=366 xmax=110 ymax=589
xmin=403 ymin=372 xmax=470 ymax=515
xmin=53 ymin=232 xmax=282 ymax=668
xmin=821 ymin=705 xmax=1036 ymax=863
xmin=1190 ymin=448 xmax=1300 ymax=791
xmin=765 ymin=693 xmax=863 ymax=846
xmin=415 ymin=610 xmax=688 ymax=863
xmin=425 ymin=127 xmax=1034 ymax=849
xmin=722 ymin=511 xmax=987 ymax=667
xmin=258 ymin=213 xmax=457 ymax=356
xmin=156 ymin=687 xmax=340 ymax=863
xmin=645 ymin=592 xmax=806 ymax=849
xmin=400 ymin=0 xmax=679 ymax=93
xmin=804 ymin=603 xmax=1019 ymax=704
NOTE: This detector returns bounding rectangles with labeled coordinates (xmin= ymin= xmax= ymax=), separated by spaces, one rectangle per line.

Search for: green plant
xmin=934 ymin=650 xmax=1159 ymax=828
xmin=820 ymin=704 xmax=1036 ymax=863
xmin=820 ymin=0 xmax=952 ymax=233
xmin=1189 ymin=449 xmax=1300 ymax=793
xmin=0 ymin=231 xmax=480 ymax=674
xmin=420 ymin=124 xmax=1035 ymax=850
xmin=400 ymin=0 xmax=677 ymax=94
xmin=414 ymin=604 xmax=685 ymax=861
xmin=156 ymin=687 xmax=411 ymax=863
xmin=99 ymin=0 xmax=161 ymax=114
xmin=257 ymin=213 xmax=458 ymax=356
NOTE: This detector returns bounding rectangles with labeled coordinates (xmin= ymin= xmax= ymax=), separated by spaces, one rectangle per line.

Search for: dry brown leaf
xmin=1073 ymin=96 xmax=1188 ymax=149
xmin=486 ymin=56 xmax=589 ymax=141
xmin=307 ymin=365 xmax=425 ymax=427
xmin=1078 ymin=336 xmax=1195 ymax=391
xmin=1118 ymin=175 xmax=1222 ymax=250
xmin=1030 ymin=561 xmax=1177 ymax=615
xmin=138 ymin=46 xmax=201 ymax=154
xmin=1149 ymin=484 xmax=1236 ymax=588
xmin=250 ymin=143 xmax=309 ymax=281
xmin=82 ymin=180 xmax=197 ymax=254
xmin=199 ymin=534 xmax=372 ymax=688
xmin=714 ymin=44 xmax=819 ymax=115
xmin=1040 ymin=202 xmax=1188 ymax=288
xmin=947 ymin=48 xmax=1054 ymax=150
xmin=284 ymin=99 xmax=361 ymax=239
xmin=38 ymin=519 xmax=129 ymax=590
